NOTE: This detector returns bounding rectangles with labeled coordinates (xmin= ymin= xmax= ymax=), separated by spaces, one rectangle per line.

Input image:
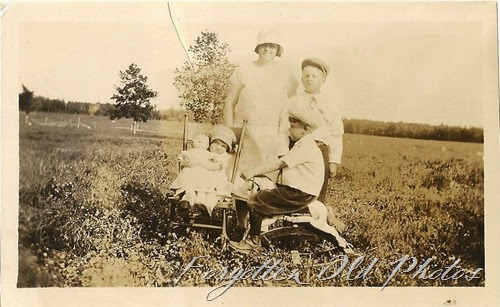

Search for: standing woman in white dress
xmin=223 ymin=30 xmax=298 ymax=238
xmin=224 ymin=30 xmax=298 ymax=179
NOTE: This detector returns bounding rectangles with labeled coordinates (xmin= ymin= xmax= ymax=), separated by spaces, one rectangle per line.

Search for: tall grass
xmin=18 ymin=122 xmax=484 ymax=287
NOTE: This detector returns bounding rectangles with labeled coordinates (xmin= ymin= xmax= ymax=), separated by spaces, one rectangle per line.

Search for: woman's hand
xmin=223 ymin=82 xmax=242 ymax=127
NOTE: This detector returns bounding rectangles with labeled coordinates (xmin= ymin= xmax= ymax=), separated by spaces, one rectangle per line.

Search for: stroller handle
xmin=230 ymin=120 xmax=248 ymax=184
xmin=182 ymin=114 xmax=189 ymax=151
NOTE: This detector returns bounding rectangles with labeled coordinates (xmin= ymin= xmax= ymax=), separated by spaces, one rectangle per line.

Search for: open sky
xmin=12 ymin=2 xmax=492 ymax=127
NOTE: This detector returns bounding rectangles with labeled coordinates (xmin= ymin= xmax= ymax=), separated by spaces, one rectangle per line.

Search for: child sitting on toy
xmin=230 ymin=110 xmax=325 ymax=253
xmin=171 ymin=125 xmax=236 ymax=216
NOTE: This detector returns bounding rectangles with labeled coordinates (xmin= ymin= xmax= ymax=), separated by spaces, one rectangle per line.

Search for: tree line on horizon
xmin=18 ymin=85 xmax=482 ymax=143
xmin=18 ymin=85 xmax=186 ymax=122
xmin=344 ymin=118 xmax=483 ymax=143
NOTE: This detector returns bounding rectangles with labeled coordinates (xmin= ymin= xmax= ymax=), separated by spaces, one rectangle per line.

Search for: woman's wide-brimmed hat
xmin=254 ymin=30 xmax=283 ymax=57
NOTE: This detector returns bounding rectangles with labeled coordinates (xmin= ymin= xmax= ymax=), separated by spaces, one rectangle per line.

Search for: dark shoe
xmin=194 ymin=203 xmax=210 ymax=217
xmin=230 ymin=226 xmax=246 ymax=242
xmin=177 ymin=200 xmax=190 ymax=221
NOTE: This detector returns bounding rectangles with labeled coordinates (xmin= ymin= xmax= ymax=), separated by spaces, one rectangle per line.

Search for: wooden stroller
xmin=166 ymin=114 xmax=247 ymax=248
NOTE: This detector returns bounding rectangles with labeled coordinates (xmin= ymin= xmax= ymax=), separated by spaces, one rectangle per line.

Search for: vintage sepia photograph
xmin=2 ymin=1 xmax=499 ymax=306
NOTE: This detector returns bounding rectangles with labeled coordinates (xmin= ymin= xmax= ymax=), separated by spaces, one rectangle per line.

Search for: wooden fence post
xmin=77 ymin=117 xmax=81 ymax=128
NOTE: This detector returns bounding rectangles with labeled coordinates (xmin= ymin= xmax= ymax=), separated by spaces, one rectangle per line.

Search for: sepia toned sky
xmin=13 ymin=2 xmax=492 ymax=127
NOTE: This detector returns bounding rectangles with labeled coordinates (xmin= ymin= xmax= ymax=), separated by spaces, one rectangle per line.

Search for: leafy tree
xmin=110 ymin=63 xmax=157 ymax=133
xmin=66 ymin=101 xmax=90 ymax=114
xmin=93 ymin=103 xmax=115 ymax=116
xmin=173 ymin=31 xmax=237 ymax=124
xmin=19 ymin=85 xmax=34 ymax=123
xmin=27 ymin=95 xmax=65 ymax=113
xmin=151 ymin=109 xmax=162 ymax=120
xmin=161 ymin=107 xmax=187 ymax=122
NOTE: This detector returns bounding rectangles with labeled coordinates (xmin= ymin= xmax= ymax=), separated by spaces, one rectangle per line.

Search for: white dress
xmin=171 ymin=150 xmax=230 ymax=193
xmin=171 ymin=150 xmax=232 ymax=216
xmin=229 ymin=60 xmax=296 ymax=180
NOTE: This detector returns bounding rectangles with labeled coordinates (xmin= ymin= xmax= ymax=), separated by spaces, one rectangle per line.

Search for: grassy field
xmin=18 ymin=113 xmax=484 ymax=288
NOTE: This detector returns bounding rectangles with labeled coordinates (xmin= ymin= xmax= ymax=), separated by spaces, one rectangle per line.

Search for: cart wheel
xmin=261 ymin=223 xmax=343 ymax=254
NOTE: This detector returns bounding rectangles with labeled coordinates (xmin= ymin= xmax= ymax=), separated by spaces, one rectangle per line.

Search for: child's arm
xmin=241 ymin=160 xmax=288 ymax=180
xmin=218 ymin=153 xmax=230 ymax=170
xmin=320 ymin=103 xmax=344 ymax=171
xmin=207 ymin=153 xmax=229 ymax=172
xmin=178 ymin=152 xmax=194 ymax=168
xmin=327 ymin=118 xmax=344 ymax=163
xmin=200 ymin=158 xmax=223 ymax=171
xmin=328 ymin=140 xmax=342 ymax=177
xmin=254 ymin=137 xmax=314 ymax=180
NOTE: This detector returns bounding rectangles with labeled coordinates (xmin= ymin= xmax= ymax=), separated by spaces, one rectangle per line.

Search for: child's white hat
xmin=288 ymin=101 xmax=324 ymax=130
xmin=254 ymin=30 xmax=283 ymax=57
xmin=210 ymin=125 xmax=237 ymax=150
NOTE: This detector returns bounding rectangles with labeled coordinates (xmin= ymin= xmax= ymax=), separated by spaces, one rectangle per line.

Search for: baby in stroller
xmin=171 ymin=125 xmax=236 ymax=217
